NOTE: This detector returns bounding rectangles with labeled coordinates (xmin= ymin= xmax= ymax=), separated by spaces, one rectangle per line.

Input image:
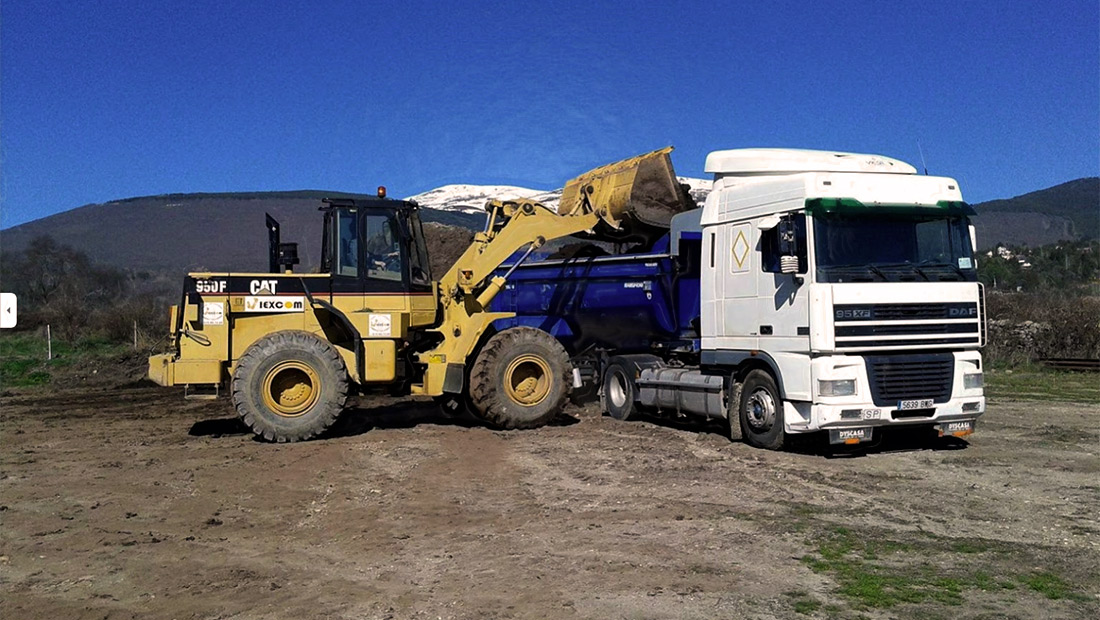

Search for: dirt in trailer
xmin=1 ymin=380 xmax=1097 ymax=619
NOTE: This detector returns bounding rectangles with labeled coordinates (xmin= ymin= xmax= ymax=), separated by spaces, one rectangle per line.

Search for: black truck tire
xmin=738 ymin=369 xmax=786 ymax=450
xmin=468 ymin=327 xmax=572 ymax=429
xmin=232 ymin=331 xmax=349 ymax=442
xmin=601 ymin=358 xmax=638 ymax=421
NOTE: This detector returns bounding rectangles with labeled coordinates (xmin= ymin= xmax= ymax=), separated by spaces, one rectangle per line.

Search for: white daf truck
xmin=497 ymin=147 xmax=987 ymax=449
xmin=692 ymin=148 xmax=985 ymax=448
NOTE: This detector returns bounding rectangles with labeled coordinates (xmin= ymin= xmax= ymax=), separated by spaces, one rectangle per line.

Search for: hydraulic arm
xmin=413 ymin=147 xmax=694 ymax=397
xmin=413 ymin=198 xmax=600 ymax=395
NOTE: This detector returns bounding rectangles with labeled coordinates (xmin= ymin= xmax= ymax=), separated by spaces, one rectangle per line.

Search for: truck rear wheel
xmin=232 ymin=331 xmax=349 ymax=442
xmin=468 ymin=327 xmax=571 ymax=429
xmin=601 ymin=359 xmax=637 ymax=421
xmin=738 ymin=369 xmax=785 ymax=450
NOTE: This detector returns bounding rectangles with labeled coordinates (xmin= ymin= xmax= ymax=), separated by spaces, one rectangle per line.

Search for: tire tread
xmin=231 ymin=330 xmax=349 ymax=442
xmin=468 ymin=327 xmax=571 ymax=430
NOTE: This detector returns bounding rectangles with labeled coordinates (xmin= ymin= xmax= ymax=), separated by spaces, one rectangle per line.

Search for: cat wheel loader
xmin=148 ymin=148 xmax=694 ymax=441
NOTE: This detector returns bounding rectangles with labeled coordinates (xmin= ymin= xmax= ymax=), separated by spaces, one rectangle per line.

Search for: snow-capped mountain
xmin=404 ymin=185 xmax=561 ymax=215
xmin=677 ymin=177 xmax=714 ymax=205
xmin=406 ymin=177 xmax=712 ymax=215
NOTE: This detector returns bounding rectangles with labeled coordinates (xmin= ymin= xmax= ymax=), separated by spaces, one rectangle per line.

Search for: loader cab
xmin=320 ymin=198 xmax=433 ymax=293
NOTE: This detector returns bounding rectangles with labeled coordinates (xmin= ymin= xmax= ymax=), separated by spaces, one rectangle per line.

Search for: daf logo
xmin=949 ymin=307 xmax=977 ymax=317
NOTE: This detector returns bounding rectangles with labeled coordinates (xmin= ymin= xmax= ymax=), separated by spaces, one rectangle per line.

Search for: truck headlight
xmin=964 ymin=372 xmax=984 ymax=389
xmin=819 ymin=379 xmax=856 ymax=397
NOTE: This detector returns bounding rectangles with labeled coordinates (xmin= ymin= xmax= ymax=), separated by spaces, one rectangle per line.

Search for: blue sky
xmin=2 ymin=0 xmax=1097 ymax=228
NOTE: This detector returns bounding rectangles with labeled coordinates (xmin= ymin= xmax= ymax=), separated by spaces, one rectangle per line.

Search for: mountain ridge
xmin=1 ymin=177 xmax=1093 ymax=275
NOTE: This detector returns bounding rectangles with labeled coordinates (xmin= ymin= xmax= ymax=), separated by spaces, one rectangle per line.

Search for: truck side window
xmin=761 ymin=214 xmax=807 ymax=273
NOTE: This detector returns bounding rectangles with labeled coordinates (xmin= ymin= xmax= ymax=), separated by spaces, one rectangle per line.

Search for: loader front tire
xmin=468 ymin=327 xmax=571 ymax=429
xmin=232 ymin=331 xmax=349 ymax=442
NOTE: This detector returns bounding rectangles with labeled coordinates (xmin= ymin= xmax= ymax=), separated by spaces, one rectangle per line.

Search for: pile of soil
xmin=421 ymin=222 xmax=475 ymax=278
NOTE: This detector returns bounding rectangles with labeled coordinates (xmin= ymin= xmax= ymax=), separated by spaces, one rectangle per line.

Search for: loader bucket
xmin=559 ymin=147 xmax=694 ymax=232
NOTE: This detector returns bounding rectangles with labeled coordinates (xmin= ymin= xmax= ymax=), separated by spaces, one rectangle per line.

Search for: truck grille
xmin=864 ymin=354 xmax=953 ymax=407
xmin=834 ymin=302 xmax=977 ymax=321
xmin=836 ymin=323 xmax=977 ymax=337
xmin=870 ymin=303 xmax=949 ymax=320
xmin=833 ymin=302 xmax=981 ymax=350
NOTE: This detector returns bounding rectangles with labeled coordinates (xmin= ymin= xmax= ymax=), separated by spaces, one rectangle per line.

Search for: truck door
xmin=716 ymin=221 xmax=759 ymax=347
xmin=755 ymin=214 xmax=812 ymax=399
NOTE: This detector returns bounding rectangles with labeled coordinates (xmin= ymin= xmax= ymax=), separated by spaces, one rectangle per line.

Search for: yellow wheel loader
xmin=148 ymin=148 xmax=693 ymax=441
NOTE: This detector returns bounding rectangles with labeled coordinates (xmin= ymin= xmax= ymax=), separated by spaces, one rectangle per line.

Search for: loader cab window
xmin=364 ymin=214 xmax=403 ymax=282
xmin=324 ymin=203 xmax=420 ymax=292
xmin=335 ymin=209 xmax=359 ymax=277
xmin=406 ymin=209 xmax=432 ymax=288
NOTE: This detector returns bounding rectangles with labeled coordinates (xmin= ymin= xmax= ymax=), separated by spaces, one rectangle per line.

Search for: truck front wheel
xmin=468 ymin=327 xmax=571 ymax=429
xmin=232 ymin=331 xmax=349 ymax=442
xmin=738 ymin=369 xmax=785 ymax=450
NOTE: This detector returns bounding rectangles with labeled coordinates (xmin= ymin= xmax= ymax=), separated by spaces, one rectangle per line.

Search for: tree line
xmin=1 ymin=236 xmax=176 ymax=343
xmin=978 ymin=239 xmax=1099 ymax=293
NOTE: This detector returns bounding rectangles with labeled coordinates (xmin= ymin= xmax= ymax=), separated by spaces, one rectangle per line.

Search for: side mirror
xmin=778 ymin=218 xmax=799 ymax=274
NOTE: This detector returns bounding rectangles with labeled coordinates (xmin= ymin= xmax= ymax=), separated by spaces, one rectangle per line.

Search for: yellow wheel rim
xmin=503 ymin=355 xmax=552 ymax=406
xmin=261 ymin=361 xmax=321 ymax=417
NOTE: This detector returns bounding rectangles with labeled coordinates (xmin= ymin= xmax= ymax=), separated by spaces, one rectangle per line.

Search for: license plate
xmin=829 ymin=427 xmax=872 ymax=445
xmin=937 ymin=420 xmax=975 ymax=437
xmin=897 ymin=398 xmax=934 ymax=410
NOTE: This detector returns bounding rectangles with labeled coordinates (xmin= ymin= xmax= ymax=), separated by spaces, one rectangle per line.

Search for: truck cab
xmin=698 ymin=149 xmax=985 ymax=445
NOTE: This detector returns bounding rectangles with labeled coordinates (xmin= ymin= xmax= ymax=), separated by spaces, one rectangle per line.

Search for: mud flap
xmin=442 ymin=363 xmax=465 ymax=394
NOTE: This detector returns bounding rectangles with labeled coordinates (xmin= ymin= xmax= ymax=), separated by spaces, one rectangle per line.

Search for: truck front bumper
xmin=784 ymin=397 xmax=985 ymax=442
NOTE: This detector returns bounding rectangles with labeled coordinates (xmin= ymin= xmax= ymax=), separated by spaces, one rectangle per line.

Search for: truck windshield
xmin=813 ymin=214 xmax=976 ymax=283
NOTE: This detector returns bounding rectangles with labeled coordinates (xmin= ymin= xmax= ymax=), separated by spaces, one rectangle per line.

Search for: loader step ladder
xmin=184 ymin=384 xmax=220 ymax=400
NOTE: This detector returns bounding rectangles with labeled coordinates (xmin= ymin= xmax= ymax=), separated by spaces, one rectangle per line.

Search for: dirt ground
xmin=2 ymin=376 xmax=1098 ymax=619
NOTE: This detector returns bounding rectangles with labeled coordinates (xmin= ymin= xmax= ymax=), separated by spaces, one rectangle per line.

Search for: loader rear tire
xmin=468 ymin=327 xmax=571 ymax=429
xmin=232 ymin=331 xmax=349 ymax=442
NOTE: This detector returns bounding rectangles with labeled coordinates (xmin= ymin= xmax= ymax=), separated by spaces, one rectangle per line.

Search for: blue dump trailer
xmin=487 ymin=230 xmax=703 ymax=386
xmin=483 ymin=147 xmax=988 ymax=451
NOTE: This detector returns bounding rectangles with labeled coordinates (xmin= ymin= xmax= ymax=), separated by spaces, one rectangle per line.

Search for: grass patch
xmin=985 ymin=367 xmax=1100 ymax=404
xmin=1019 ymin=572 xmax=1090 ymax=601
xmin=950 ymin=540 xmax=990 ymax=554
xmin=793 ymin=598 xmax=821 ymax=614
xmin=0 ymin=332 xmax=130 ymax=388
xmin=784 ymin=591 xmax=822 ymax=615
xmin=801 ymin=528 xmax=1089 ymax=611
